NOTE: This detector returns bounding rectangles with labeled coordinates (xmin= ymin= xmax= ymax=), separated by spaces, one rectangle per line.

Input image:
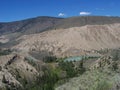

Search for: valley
xmin=0 ymin=16 xmax=120 ymax=90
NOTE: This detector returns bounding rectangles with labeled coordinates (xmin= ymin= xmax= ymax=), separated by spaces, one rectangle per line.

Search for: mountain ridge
xmin=1 ymin=16 xmax=120 ymax=35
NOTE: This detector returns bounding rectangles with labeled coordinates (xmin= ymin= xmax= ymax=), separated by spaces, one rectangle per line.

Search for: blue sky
xmin=0 ymin=0 xmax=120 ymax=22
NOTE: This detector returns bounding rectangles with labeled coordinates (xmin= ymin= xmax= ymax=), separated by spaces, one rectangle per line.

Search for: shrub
xmin=112 ymin=62 xmax=118 ymax=71
xmin=111 ymin=50 xmax=120 ymax=61
xmin=59 ymin=61 xmax=77 ymax=78
xmin=24 ymin=57 xmax=36 ymax=66
xmin=2 ymin=75 xmax=7 ymax=84
xmin=0 ymin=49 xmax=12 ymax=56
xmin=43 ymin=56 xmax=57 ymax=63
xmin=93 ymin=80 xmax=112 ymax=90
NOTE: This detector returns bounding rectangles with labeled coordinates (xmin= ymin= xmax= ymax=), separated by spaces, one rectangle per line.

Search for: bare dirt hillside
xmin=13 ymin=23 xmax=120 ymax=57
xmin=0 ymin=53 xmax=44 ymax=89
xmin=1 ymin=16 xmax=120 ymax=49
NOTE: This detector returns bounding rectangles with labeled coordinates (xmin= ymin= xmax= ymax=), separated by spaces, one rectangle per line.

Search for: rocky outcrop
xmin=0 ymin=53 xmax=42 ymax=89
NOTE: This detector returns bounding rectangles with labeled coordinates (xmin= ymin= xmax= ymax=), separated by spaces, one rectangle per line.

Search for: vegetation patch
xmin=0 ymin=49 xmax=12 ymax=56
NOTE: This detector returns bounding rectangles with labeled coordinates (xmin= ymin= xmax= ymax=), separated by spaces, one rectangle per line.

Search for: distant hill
xmin=0 ymin=16 xmax=62 ymax=35
xmin=54 ymin=16 xmax=120 ymax=29
xmin=0 ymin=16 xmax=120 ymax=35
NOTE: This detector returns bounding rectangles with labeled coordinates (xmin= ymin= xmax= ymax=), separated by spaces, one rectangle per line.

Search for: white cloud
xmin=58 ymin=13 xmax=65 ymax=17
xmin=80 ymin=12 xmax=91 ymax=15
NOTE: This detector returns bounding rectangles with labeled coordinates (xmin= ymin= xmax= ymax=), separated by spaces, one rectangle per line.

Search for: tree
xmin=78 ymin=60 xmax=86 ymax=74
xmin=59 ymin=61 xmax=77 ymax=78
xmin=2 ymin=75 xmax=8 ymax=84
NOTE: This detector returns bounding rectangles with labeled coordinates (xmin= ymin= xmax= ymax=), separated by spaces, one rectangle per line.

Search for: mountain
xmin=0 ymin=16 xmax=120 ymax=48
xmin=54 ymin=16 xmax=120 ymax=29
xmin=0 ymin=16 xmax=120 ymax=90
xmin=0 ymin=16 xmax=62 ymax=47
xmin=1 ymin=16 xmax=120 ymax=35
xmin=0 ymin=16 xmax=62 ymax=35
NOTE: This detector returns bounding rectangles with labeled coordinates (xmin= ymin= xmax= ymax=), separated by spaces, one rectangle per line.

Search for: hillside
xmin=0 ymin=16 xmax=120 ymax=48
xmin=56 ymin=49 xmax=120 ymax=90
xmin=0 ymin=16 xmax=62 ymax=47
xmin=0 ymin=16 xmax=120 ymax=90
xmin=13 ymin=23 xmax=120 ymax=57
xmin=0 ymin=16 xmax=62 ymax=35
xmin=1 ymin=16 xmax=120 ymax=35
xmin=54 ymin=16 xmax=120 ymax=29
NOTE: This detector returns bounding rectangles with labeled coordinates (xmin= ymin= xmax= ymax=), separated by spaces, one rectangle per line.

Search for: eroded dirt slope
xmin=13 ymin=23 xmax=120 ymax=57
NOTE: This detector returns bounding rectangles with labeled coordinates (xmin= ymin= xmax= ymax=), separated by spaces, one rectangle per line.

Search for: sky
xmin=0 ymin=0 xmax=120 ymax=22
